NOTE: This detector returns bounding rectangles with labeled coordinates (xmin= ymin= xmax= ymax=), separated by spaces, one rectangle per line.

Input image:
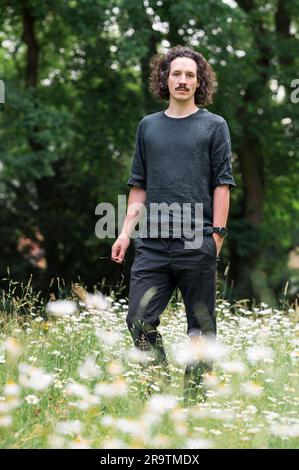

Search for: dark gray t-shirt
xmin=127 ymin=108 xmax=236 ymax=238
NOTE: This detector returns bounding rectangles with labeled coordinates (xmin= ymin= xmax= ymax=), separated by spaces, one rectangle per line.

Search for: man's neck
xmin=164 ymin=101 xmax=199 ymax=118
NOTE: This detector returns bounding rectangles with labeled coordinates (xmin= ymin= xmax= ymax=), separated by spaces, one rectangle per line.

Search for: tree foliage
xmin=0 ymin=0 xmax=298 ymax=303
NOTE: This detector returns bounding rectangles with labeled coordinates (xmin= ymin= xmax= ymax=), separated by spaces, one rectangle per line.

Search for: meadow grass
xmin=0 ymin=280 xmax=298 ymax=449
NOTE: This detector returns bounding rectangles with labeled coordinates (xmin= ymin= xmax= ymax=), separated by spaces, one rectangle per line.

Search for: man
xmin=111 ymin=45 xmax=236 ymax=404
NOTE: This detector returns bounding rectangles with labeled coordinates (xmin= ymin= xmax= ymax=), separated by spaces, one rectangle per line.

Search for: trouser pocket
xmin=209 ymin=234 xmax=217 ymax=257
xmin=209 ymin=235 xmax=221 ymax=267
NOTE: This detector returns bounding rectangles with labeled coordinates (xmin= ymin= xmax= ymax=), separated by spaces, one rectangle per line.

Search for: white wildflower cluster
xmin=25 ymin=394 xmax=40 ymax=405
xmin=1 ymin=287 xmax=299 ymax=449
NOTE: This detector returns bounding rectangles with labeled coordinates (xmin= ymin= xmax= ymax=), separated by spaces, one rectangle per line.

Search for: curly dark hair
xmin=149 ymin=45 xmax=217 ymax=107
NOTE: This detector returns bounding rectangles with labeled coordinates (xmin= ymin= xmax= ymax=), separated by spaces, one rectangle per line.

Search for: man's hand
xmin=111 ymin=234 xmax=131 ymax=263
xmin=212 ymin=233 xmax=224 ymax=257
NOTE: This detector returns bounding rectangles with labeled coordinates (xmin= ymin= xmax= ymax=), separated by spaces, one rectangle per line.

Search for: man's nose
xmin=179 ymin=77 xmax=188 ymax=86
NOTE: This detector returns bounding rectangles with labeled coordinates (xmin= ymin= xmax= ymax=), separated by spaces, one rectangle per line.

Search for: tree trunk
xmin=22 ymin=6 xmax=57 ymax=292
xmin=22 ymin=8 xmax=39 ymax=88
xmin=228 ymin=140 xmax=266 ymax=301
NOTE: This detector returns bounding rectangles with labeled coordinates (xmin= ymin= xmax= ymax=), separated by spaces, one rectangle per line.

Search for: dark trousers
xmin=126 ymin=234 xmax=219 ymax=402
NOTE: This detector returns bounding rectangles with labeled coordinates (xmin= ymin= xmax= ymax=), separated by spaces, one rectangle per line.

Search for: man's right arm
xmin=111 ymin=186 xmax=147 ymax=263
xmin=120 ymin=186 xmax=147 ymax=239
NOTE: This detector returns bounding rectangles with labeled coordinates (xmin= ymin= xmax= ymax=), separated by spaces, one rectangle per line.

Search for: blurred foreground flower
xmin=270 ymin=423 xmax=299 ymax=438
xmin=173 ymin=335 xmax=229 ymax=365
xmin=184 ymin=437 xmax=214 ymax=449
xmin=46 ymin=300 xmax=77 ymax=317
xmin=112 ymin=418 xmax=146 ymax=437
xmin=125 ymin=347 xmax=153 ymax=364
xmin=220 ymin=360 xmax=247 ymax=374
xmin=0 ymin=415 xmax=13 ymax=427
xmin=246 ymin=346 xmax=274 ymax=363
xmin=94 ymin=379 xmax=127 ymax=397
xmin=146 ymin=394 xmax=178 ymax=415
xmin=107 ymin=360 xmax=123 ymax=376
xmin=65 ymin=382 xmax=100 ymax=410
xmin=65 ymin=382 xmax=90 ymax=398
xmin=85 ymin=292 xmax=111 ymax=311
xmin=77 ymin=355 xmax=101 ymax=379
xmin=2 ymin=337 xmax=22 ymax=359
xmin=240 ymin=381 xmax=264 ymax=397
xmin=203 ymin=372 xmax=220 ymax=389
xmin=68 ymin=437 xmax=91 ymax=449
xmin=95 ymin=328 xmax=122 ymax=346
xmin=19 ymin=363 xmax=53 ymax=391
xmin=102 ymin=438 xmax=128 ymax=449
xmin=3 ymin=381 xmax=21 ymax=396
xmin=72 ymin=284 xmax=111 ymax=311
xmin=0 ymin=397 xmax=21 ymax=413
xmin=55 ymin=420 xmax=82 ymax=436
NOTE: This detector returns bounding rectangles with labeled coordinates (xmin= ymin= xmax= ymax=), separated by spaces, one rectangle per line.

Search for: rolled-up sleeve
xmin=210 ymin=119 xmax=236 ymax=190
xmin=127 ymin=120 xmax=147 ymax=190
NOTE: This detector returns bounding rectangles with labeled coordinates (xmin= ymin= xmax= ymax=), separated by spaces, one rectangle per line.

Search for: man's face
xmin=167 ymin=57 xmax=200 ymax=103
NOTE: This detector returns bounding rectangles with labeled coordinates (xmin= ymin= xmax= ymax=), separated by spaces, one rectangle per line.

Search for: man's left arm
xmin=213 ymin=184 xmax=230 ymax=256
xmin=210 ymin=119 xmax=237 ymax=255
